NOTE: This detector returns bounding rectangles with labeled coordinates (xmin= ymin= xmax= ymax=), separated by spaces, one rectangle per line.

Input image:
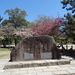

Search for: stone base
xmin=4 ymin=59 xmax=70 ymax=69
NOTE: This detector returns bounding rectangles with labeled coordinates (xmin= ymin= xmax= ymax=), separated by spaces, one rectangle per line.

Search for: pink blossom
xmin=31 ymin=15 xmax=64 ymax=36
xmin=14 ymin=28 xmax=35 ymax=37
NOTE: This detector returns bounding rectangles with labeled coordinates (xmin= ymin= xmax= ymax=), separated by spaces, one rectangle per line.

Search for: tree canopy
xmin=61 ymin=0 xmax=75 ymax=14
xmin=2 ymin=8 xmax=28 ymax=29
xmin=1 ymin=8 xmax=30 ymax=46
xmin=61 ymin=0 xmax=75 ymax=40
xmin=0 ymin=16 xmax=3 ymax=22
xmin=31 ymin=15 xmax=64 ymax=36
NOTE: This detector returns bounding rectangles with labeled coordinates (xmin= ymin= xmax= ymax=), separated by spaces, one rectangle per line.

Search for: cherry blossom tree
xmin=13 ymin=28 xmax=34 ymax=45
xmin=31 ymin=15 xmax=64 ymax=36
xmin=14 ymin=28 xmax=34 ymax=37
xmin=14 ymin=15 xmax=64 ymax=45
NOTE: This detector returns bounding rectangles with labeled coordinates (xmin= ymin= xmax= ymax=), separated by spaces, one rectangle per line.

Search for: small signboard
xmin=24 ymin=53 xmax=34 ymax=59
xmin=41 ymin=52 xmax=52 ymax=59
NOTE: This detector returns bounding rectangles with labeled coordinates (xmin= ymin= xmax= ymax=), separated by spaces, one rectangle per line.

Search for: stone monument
xmin=10 ymin=35 xmax=61 ymax=61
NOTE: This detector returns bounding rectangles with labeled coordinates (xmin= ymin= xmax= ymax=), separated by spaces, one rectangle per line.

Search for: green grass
xmin=0 ymin=48 xmax=12 ymax=51
xmin=0 ymin=54 xmax=8 ymax=57
xmin=0 ymin=48 xmax=11 ymax=59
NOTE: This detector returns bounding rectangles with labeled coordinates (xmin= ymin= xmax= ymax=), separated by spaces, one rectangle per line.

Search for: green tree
xmin=0 ymin=16 xmax=3 ymax=22
xmin=1 ymin=8 xmax=29 ymax=46
xmin=61 ymin=0 xmax=75 ymax=41
xmin=1 ymin=23 xmax=15 ymax=47
xmin=2 ymin=20 xmax=10 ymax=26
xmin=61 ymin=0 xmax=75 ymax=14
xmin=2 ymin=8 xmax=28 ymax=29
xmin=28 ymin=22 xmax=37 ymax=28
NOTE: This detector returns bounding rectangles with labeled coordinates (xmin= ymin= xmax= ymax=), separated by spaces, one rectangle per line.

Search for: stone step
xmin=4 ymin=59 xmax=70 ymax=69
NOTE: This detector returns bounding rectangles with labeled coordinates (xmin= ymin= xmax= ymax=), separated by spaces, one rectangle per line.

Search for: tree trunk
xmin=14 ymin=38 xmax=17 ymax=46
xmin=2 ymin=40 xmax=6 ymax=48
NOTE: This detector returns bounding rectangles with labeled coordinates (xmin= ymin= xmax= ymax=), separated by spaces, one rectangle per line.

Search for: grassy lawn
xmin=0 ymin=48 xmax=12 ymax=59
xmin=0 ymin=48 xmax=11 ymax=51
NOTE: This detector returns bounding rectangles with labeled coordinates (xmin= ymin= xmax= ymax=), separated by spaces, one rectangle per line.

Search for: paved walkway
xmin=0 ymin=56 xmax=75 ymax=75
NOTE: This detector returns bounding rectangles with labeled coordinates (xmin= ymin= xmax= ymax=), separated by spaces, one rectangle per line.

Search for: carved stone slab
xmin=24 ymin=53 xmax=34 ymax=59
xmin=41 ymin=52 xmax=52 ymax=59
xmin=10 ymin=35 xmax=61 ymax=61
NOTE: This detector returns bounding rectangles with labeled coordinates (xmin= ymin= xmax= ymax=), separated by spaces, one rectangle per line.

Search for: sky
xmin=0 ymin=0 xmax=69 ymax=22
